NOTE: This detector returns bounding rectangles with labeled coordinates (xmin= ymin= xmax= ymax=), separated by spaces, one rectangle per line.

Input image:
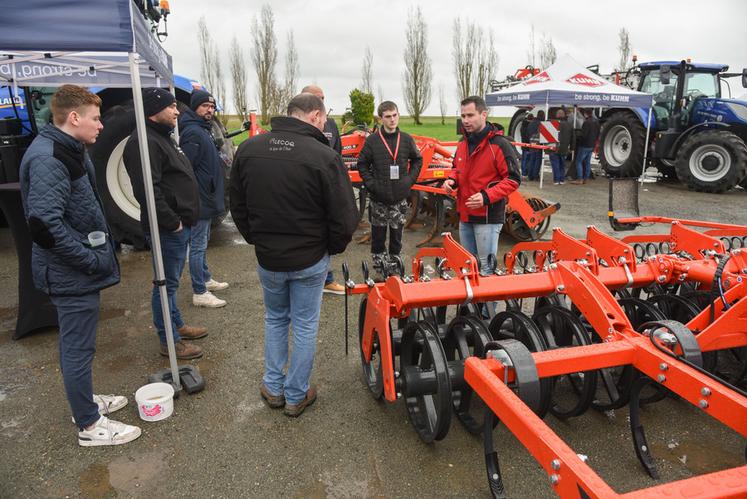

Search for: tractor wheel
xmin=599 ymin=112 xmax=647 ymax=177
xmin=675 ymin=130 xmax=747 ymax=193
xmin=87 ymin=103 xmax=145 ymax=248
xmin=208 ymin=115 xmax=235 ymax=227
xmin=508 ymin=109 xmax=529 ymax=152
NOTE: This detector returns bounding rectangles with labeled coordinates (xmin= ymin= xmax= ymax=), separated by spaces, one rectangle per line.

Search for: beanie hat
xmin=142 ymin=88 xmax=176 ymax=117
xmin=190 ymin=89 xmax=216 ymax=111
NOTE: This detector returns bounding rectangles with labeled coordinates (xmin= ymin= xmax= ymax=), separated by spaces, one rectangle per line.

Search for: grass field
xmin=224 ymin=115 xmax=512 ymax=145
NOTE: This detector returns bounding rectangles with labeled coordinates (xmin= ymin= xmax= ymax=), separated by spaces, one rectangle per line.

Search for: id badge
xmin=389 ymin=164 xmax=400 ymax=180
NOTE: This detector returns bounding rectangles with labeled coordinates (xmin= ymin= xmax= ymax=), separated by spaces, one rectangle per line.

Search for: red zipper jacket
xmin=449 ymin=123 xmax=521 ymax=224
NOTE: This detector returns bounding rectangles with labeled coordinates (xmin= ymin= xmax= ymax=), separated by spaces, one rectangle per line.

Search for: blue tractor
xmin=599 ymin=60 xmax=747 ymax=192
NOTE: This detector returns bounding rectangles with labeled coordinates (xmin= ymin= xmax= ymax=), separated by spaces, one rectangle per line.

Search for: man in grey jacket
xmin=19 ymin=85 xmax=140 ymax=447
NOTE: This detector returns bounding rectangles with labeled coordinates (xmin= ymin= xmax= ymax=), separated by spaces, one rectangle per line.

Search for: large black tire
xmin=599 ymin=112 xmax=647 ymax=177
xmin=652 ymin=158 xmax=678 ymax=181
xmin=675 ymin=130 xmax=747 ymax=193
xmin=87 ymin=103 xmax=145 ymax=248
xmin=207 ymin=116 xmax=234 ymax=227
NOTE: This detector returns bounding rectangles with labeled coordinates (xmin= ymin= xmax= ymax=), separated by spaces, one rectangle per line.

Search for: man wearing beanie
xmin=179 ymin=89 xmax=229 ymax=309
xmin=123 ymin=88 xmax=206 ymax=359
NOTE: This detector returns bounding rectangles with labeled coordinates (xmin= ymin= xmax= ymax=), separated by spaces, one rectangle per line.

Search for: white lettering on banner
xmin=610 ymin=95 xmax=630 ymax=102
xmin=13 ymin=63 xmax=96 ymax=80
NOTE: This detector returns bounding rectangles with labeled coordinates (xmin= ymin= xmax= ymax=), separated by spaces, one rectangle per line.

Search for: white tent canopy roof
xmin=486 ymin=54 xmax=652 ymax=109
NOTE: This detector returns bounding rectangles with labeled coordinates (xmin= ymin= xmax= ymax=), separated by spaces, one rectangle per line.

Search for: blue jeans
xmin=189 ymin=218 xmax=213 ymax=294
xmin=549 ymin=153 xmax=565 ymax=183
xmin=150 ymin=227 xmax=190 ymax=345
xmin=520 ymin=150 xmax=530 ymax=176
xmin=50 ymin=292 xmax=101 ymax=430
xmin=257 ymin=254 xmax=329 ymax=405
xmin=459 ymin=222 xmax=502 ymax=275
xmin=528 ymin=150 xmax=542 ymax=180
xmin=576 ymin=147 xmax=593 ymax=180
xmin=325 ymin=270 xmax=334 ymax=286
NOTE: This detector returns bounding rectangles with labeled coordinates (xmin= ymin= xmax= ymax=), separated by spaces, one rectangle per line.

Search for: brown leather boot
xmin=177 ymin=324 xmax=208 ymax=340
xmin=260 ymin=384 xmax=285 ymax=409
xmin=160 ymin=340 xmax=203 ymax=360
xmin=283 ymin=386 xmax=317 ymax=417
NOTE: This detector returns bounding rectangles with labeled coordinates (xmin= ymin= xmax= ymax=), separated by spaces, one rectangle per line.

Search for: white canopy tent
xmin=486 ymin=55 xmax=655 ymax=181
xmin=0 ymin=0 xmax=186 ymax=389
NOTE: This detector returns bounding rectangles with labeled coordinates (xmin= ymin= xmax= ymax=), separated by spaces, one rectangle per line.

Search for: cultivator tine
xmin=416 ymin=194 xmax=446 ymax=247
xmin=629 ymin=376 xmax=659 ymax=479
xmin=483 ymin=410 xmax=507 ymax=499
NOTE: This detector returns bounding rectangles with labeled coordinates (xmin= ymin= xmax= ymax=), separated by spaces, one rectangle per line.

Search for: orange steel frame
xmin=347 ymin=219 xmax=747 ymax=498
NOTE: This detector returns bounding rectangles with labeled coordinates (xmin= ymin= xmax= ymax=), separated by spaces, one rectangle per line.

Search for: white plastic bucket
xmin=135 ymin=382 xmax=175 ymax=422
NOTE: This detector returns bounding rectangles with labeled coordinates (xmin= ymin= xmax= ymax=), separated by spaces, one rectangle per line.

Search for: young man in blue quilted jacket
xmin=19 ymin=85 xmax=141 ymax=447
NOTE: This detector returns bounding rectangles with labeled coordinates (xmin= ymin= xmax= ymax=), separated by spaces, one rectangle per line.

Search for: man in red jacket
xmin=443 ymin=96 xmax=521 ymax=275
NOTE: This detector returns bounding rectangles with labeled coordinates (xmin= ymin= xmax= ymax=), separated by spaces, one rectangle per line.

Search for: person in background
xmin=300 ymin=84 xmax=346 ymax=296
xmin=572 ymin=109 xmax=600 ymax=184
xmin=230 ymin=93 xmax=358 ymax=417
xmin=19 ymin=84 xmax=140 ymax=446
xmin=519 ymin=113 xmax=534 ymax=180
xmin=123 ymin=88 xmax=206 ymax=360
xmin=178 ymin=89 xmax=230 ymax=309
xmin=356 ymin=101 xmax=422 ymax=281
xmin=549 ymin=109 xmax=572 ymax=185
xmin=526 ymin=109 xmax=545 ymax=181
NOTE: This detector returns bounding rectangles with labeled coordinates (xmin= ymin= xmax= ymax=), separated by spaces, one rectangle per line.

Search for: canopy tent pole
xmin=128 ymin=52 xmax=181 ymax=391
xmin=639 ymin=100 xmax=654 ymax=183
xmin=540 ymin=92 xmax=550 ymax=189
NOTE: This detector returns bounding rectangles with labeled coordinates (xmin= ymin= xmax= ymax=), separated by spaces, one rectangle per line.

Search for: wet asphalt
xmin=0 ymin=173 xmax=745 ymax=498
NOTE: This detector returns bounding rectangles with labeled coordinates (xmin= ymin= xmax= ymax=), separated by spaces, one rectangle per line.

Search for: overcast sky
xmin=161 ymin=0 xmax=746 ymax=117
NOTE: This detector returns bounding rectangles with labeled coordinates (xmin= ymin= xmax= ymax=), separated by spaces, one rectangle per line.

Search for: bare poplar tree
xmin=438 ymin=84 xmax=447 ymax=125
xmin=377 ymin=84 xmax=384 ymax=105
xmin=251 ymin=4 xmax=278 ymax=124
xmin=361 ymin=46 xmax=374 ymax=94
xmin=229 ymin=36 xmax=248 ymax=120
xmin=452 ymin=18 xmax=498 ymax=100
xmin=618 ymin=27 xmax=632 ymax=71
xmin=527 ymin=24 xmax=536 ymax=67
xmin=402 ymin=6 xmax=432 ymax=125
xmin=268 ymin=31 xmax=299 ymax=117
xmin=539 ymin=33 xmax=557 ymax=69
xmin=213 ymin=56 xmax=228 ymax=126
xmin=197 ymin=16 xmax=217 ymax=91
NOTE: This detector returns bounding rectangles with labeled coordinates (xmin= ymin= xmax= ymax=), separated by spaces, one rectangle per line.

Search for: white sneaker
xmin=78 ymin=416 xmax=141 ymax=447
xmin=192 ymin=291 xmax=227 ymax=308
xmin=72 ymin=394 xmax=128 ymax=424
xmin=205 ymin=279 xmax=229 ymax=291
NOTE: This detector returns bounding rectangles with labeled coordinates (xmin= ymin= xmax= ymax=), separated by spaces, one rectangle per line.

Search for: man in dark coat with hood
xmin=179 ymin=89 xmax=230 ymax=308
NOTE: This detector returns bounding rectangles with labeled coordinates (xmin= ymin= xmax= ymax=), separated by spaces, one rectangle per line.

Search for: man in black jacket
xmin=572 ymin=109 xmax=600 ymax=184
xmin=357 ymin=101 xmax=422 ymax=280
xmin=123 ymin=88 xmax=206 ymax=360
xmin=230 ymin=93 xmax=357 ymax=417
xmin=301 ymin=84 xmax=345 ymax=295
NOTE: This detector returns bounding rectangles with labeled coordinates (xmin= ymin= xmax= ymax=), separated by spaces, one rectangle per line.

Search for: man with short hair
xmin=356 ymin=101 xmax=422 ymax=280
xmin=230 ymin=93 xmax=357 ymax=417
xmin=123 ymin=88 xmax=206 ymax=360
xmin=300 ymin=84 xmax=345 ymax=295
xmin=20 ymin=84 xmax=141 ymax=446
xmin=179 ymin=89 xmax=229 ymax=308
xmin=443 ymin=96 xmax=521 ymax=275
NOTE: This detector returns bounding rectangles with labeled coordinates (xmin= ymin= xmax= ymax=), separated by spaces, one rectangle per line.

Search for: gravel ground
xmin=0 ymin=172 xmax=745 ymax=498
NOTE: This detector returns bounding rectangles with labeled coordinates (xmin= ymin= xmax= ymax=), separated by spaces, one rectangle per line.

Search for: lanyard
xmin=378 ymin=129 xmax=400 ymax=163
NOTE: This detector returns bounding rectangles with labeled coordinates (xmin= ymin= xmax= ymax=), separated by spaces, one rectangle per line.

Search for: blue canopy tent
xmin=0 ymin=0 xmax=186 ymax=390
xmin=485 ymin=55 xmax=655 ymax=181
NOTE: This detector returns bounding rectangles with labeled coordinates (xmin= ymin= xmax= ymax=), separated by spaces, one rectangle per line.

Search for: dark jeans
xmin=576 ymin=147 xmax=593 ymax=180
xmin=371 ymin=225 xmax=403 ymax=256
xmin=50 ymin=292 xmax=101 ymax=430
xmin=549 ymin=153 xmax=565 ymax=183
xmin=189 ymin=218 xmax=212 ymax=294
xmin=149 ymin=227 xmax=191 ymax=345
xmin=528 ymin=150 xmax=543 ymax=180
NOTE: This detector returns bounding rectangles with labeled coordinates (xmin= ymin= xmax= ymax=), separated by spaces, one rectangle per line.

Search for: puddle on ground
xmin=108 ymin=451 xmax=168 ymax=494
xmin=99 ymin=308 xmax=126 ymax=321
xmin=79 ymin=462 xmax=114 ymax=498
xmin=651 ymin=438 xmax=745 ymax=475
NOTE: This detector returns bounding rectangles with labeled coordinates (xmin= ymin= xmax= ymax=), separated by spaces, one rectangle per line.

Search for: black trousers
xmin=371 ymin=225 xmax=403 ymax=256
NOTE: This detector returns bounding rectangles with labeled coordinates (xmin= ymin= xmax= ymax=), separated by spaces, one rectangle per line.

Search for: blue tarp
xmin=0 ymin=0 xmax=172 ymax=87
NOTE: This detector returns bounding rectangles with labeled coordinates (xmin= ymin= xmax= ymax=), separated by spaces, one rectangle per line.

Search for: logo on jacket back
xmin=269 ymin=137 xmax=295 ymax=152
xmin=566 ymin=73 xmax=605 ymax=87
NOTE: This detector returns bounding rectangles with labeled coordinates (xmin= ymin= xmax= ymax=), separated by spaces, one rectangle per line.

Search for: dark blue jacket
xmin=19 ymin=125 xmax=120 ymax=296
xmin=178 ymin=109 xmax=225 ymax=220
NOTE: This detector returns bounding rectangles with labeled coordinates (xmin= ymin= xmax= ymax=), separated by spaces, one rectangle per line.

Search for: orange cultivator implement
xmin=341 ymin=179 xmax=747 ymax=498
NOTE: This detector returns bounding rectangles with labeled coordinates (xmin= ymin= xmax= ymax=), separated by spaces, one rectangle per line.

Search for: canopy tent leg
xmin=128 ymin=52 xmax=181 ymax=392
xmin=639 ymin=102 xmax=654 ymax=183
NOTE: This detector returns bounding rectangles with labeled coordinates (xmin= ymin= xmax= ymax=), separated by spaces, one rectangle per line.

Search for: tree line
xmin=198 ymin=5 xmax=634 ymax=127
